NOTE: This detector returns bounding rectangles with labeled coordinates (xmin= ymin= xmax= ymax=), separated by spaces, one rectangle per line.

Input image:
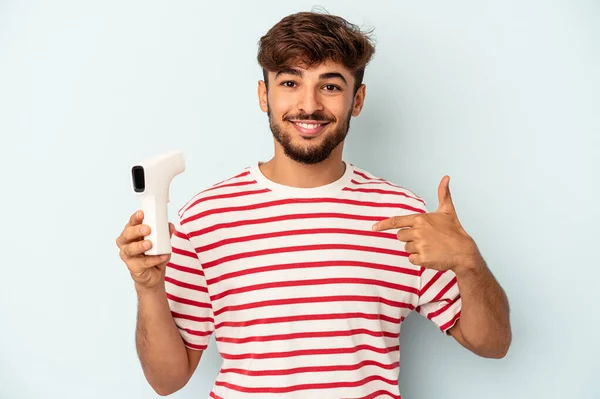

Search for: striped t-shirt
xmin=165 ymin=161 xmax=462 ymax=399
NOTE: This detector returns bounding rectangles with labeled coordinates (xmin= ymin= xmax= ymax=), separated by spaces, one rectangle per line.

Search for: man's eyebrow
xmin=319 ymin=72 xmax=347 ymax=85
xmin=275 ymin=68 xmax=303 ymax=79
xmin=274 ymin=69 xmax=348 ymax=85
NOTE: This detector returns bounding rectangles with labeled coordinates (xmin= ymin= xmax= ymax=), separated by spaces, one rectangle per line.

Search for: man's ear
xmin=258 ymin=80 xmax=268 ymax=113
xmin=351 ymin=84 xmax=366 ymax=117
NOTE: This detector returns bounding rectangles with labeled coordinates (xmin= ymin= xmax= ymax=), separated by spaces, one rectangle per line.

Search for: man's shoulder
xmin=349 ymin=163 xmax=428 ymax=210
xmin=176 ymin=165 xmax=255 ymax=219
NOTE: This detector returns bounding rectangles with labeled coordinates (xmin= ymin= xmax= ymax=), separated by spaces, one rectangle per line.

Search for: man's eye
xmin=282 ymin=81 xmax=297 ymax=88
xmin=324 ymin=84 xmax=341 ymax=91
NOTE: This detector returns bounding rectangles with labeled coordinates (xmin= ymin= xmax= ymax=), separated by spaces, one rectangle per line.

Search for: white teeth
xmin=297 ymin=123 xmax=321 ymax=129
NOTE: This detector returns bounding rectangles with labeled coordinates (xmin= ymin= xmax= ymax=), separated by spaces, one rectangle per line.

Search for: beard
xmin=267 ymin=102 xmax=353 ymax=165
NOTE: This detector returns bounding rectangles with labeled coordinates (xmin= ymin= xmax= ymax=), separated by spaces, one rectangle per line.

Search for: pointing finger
xmin=372 ymin=214 xmax=417 ymax=231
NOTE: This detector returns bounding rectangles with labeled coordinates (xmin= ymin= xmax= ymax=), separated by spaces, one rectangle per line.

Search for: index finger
xmin=128 ymin=210 xmax=144 ymax=226
xmin=372 ymin=214 xmax=417 ymax=231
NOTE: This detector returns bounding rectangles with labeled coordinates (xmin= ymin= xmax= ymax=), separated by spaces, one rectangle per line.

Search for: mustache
xmin=284 ymin=112 xmax=335 ymax=123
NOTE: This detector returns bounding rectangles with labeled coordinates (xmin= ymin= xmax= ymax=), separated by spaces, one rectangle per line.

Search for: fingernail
xmin=372 ymin=224 xmax=378 ymax=231
xmin=143 ymin=241 xmax=151 ymax=248
xmin=140 ymin=226 xmax=147 ymax=234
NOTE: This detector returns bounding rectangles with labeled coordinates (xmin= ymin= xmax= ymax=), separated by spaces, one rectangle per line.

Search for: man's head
xmin=256 ymin=11 xmax=376 ymax=164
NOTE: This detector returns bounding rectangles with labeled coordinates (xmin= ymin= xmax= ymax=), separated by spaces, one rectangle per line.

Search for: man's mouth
xmin=289 ymin=120 xmax=331 ymax=136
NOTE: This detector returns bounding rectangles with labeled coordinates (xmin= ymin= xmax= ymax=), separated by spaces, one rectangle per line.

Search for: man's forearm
xmin=136 ymin=283 xmax=192 ymax=395
xmin=453 ymin=256 xmax=512 ymax=358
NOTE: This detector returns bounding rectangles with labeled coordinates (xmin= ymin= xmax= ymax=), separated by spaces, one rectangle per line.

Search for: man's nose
xmin=297 ymin=88 xmax=324 ymax=115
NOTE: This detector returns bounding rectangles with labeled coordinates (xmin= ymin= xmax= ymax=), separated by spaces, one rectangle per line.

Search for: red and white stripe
xmin=165 ymin=163 xmax=461 ymax=398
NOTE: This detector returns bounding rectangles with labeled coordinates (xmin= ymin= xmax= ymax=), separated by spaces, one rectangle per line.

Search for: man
xmin=116 ymin=11 xmax=511 ymax=399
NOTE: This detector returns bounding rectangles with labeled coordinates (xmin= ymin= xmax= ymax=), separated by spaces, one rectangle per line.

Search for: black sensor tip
xmin=132 ymin=166 xmax=145 ymax=192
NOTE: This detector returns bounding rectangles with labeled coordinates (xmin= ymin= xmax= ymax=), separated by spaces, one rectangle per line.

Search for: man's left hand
xmin=372 ymin=176 xmax=482 ymax=273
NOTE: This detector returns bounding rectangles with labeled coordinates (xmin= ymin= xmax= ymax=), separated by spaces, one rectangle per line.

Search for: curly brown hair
xmin=257 ymin=11 xmax=376 ymax=94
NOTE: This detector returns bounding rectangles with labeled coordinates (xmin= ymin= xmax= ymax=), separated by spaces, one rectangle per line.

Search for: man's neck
xmin=259 ymin=147 xmax=346 ymax=189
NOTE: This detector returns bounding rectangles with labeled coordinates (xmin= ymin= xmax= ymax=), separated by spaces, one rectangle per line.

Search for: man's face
xmin=258 ymin=60 xmax=366 ymax=164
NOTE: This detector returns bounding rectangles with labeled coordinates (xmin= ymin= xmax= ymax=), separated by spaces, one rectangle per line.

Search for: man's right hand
xmin=116 ymin=210 xmax=175 ymax=291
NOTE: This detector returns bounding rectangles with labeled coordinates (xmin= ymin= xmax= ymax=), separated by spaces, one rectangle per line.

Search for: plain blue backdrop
xmin=1 ymin=1 xmax=598 ymax=398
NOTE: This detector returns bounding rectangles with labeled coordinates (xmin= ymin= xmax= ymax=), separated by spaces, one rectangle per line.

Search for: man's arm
xmin=448 ymin=256 xmax=511 ymax=358
xmin=371 ymin=175 xmax=512 ymax=358
xmin=118 ymin=210 xmax=212 ymax=395
xmin=136 ymin=283 xmax=203 ymax=396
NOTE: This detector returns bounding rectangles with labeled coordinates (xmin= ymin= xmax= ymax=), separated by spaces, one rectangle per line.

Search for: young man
xmin=116 ymin=11 xmax=511 ymax=399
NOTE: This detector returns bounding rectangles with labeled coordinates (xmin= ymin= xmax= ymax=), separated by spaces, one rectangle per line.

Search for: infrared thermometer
xmin=131 ymin=150 xmax=185 ymax=255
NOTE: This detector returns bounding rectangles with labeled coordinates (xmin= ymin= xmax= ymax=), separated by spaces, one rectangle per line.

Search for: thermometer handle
xmin=140 ymin=194 xmax=170 ymax=255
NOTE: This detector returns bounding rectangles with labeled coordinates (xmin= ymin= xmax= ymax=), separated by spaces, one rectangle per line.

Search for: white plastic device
xmin=131 ymin=150 xmax=185 ymax=255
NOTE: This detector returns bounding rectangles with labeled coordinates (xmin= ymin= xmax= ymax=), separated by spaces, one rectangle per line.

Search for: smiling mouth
xmin=289 ymin=120 xmax=331 ymax=136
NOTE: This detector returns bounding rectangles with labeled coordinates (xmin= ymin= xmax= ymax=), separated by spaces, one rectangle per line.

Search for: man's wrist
xmin=135 ymin=281 xmax=167 ymax=298
xmin=451 ymin=243 xmax=486 ymax=278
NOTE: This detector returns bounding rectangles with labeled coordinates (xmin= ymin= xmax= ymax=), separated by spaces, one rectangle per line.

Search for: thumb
xmin=169 ymin=222 xmax=175 ymax=238
xmin=436 ymin=175 xmax=456 ymax=214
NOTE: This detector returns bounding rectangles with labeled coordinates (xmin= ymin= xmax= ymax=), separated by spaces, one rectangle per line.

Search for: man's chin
xmin=283 ymin=149 xmax=330 ymax=165
xmin=270 ymin=117 xmax=348 ymax=164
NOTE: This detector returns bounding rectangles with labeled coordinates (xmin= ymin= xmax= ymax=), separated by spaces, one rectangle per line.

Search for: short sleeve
xmin=164 ymin=216 xmax=214 ymax=350
xmin=416 ymin=267 xmax=462 ymax=334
